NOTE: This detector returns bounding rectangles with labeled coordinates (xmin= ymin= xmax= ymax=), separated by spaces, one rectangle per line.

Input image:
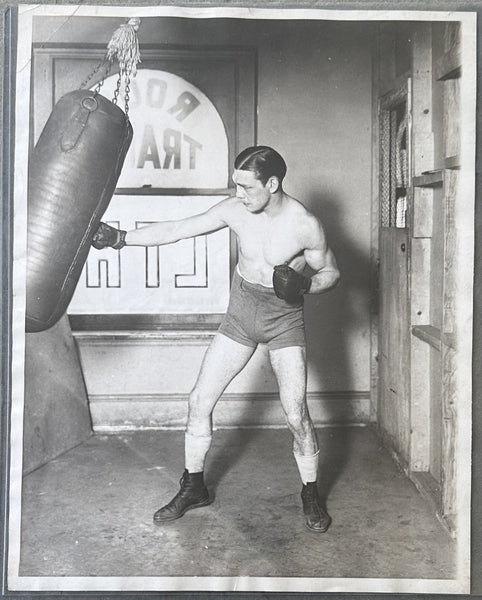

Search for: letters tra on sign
xmin=104 ymin=69 xmax=229 ymax=189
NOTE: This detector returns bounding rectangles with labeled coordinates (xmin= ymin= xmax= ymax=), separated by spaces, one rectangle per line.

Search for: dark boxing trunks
xmin=218 ymin=267 xmax=306 ymax=350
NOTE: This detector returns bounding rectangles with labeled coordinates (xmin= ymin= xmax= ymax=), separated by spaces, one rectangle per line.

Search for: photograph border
xmin=1 ymin=1 xmax=481 ymax=598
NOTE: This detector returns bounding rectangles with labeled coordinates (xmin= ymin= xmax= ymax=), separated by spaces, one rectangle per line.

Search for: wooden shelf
xmin=434 ymin=48 xmax=461 ymax=81
xmin=412 ymin=325 xmax=441 ymax=351
xmin=411 ymin=325 xmax=456 ymax=351
xmin=443 ymin=155 xmax=460 ymax=170
xmin=413 ymin=171 xmax=444 ymax=188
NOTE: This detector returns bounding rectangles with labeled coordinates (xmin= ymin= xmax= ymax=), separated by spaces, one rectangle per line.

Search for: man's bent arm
xmin=303 ymin=218 xmax=340 ymax=294
xmin=306 ymin=247 xmax=340 ymax=294
xmin=124 ymin=200 xmax=229 ymax=247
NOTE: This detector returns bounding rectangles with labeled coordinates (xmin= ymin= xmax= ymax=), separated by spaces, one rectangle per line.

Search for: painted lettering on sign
xmin=98 ymin=69 xmax=228 ymax=188
xmin=136 ymin=125 xmax=202 ymax=170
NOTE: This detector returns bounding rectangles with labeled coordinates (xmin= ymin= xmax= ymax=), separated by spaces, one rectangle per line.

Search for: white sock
xmin=185 ymin=432 xmax=212 ymax=473
xmin=294 ymin=450 xmax=320 ymax=484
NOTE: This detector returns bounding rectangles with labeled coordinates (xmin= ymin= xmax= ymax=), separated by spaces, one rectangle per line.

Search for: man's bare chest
xmin=231 ymin=217 xmax=304 ymax=266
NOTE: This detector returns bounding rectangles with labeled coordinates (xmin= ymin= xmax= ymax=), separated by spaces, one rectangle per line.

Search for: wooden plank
xmin=434 ymin=51 xmax=461 ymax=81
xmin=378 ymin=228 xmax=411 ymax=465
xmin=435 ymin=24 xmax=461 ymax=81
xmin=413 ymin=171 xmax=443 ymax=188
xmin=412 ymin=188 xmax=433 ymax=238
xmin=409 ymin=235 xmax=432 ymax=471
xmin=443 ymin=155 xmax=460 ymax=170
xmin=441 ymin=169 xmax=458 ymax=522
xmin=411 ymin=324 xmax=441 ymax=351
xmin=443 ymin=78 xmax=461 ymax=160
xmin=411 ymin=24 xmax=434 ymax=175
xmin=410 ymin=238 xmax=431 ymax=323
xmin=410 ymin=337 xmax=431 ymax=472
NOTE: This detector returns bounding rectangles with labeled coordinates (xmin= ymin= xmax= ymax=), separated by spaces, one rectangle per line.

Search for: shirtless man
xmin=92 ymin=146 xmax=340 ymax=532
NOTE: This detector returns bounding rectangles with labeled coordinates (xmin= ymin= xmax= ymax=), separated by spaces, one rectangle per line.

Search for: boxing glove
xmin=92 ymin=222 xmax=127 ymax=249
xmin=273 ymin=264 xmax=311 ymax=303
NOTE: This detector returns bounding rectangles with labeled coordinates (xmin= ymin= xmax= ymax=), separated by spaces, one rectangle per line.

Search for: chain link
xmin=112 ymin=73 xmax=122 ymax=106
xmin=94 ymin=59 xmax=113 ymax=95
xmin=124 ymin=74 xmax=131 ymax=117
xmin=79 ymin=59 xmax=104 ymax=90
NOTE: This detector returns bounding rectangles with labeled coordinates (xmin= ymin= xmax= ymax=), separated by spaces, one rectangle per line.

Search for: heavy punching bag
xmin=26 ymin=19 xmax=140 ymax=333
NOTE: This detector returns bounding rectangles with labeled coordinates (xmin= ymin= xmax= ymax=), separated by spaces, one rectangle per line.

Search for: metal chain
xmin=79 ymin=58 xmax=132 ymax=122
xmin=79 ymin=59 xmax=104 ymax=90
xmin=93 ymin=59 xmax=113 ymax=95
xmin=124 ymin=74 xmax=131 ymax=117
xmin=79 ymin=55 xmax=113 ymax=91
xmin=112 ymin=73 xmax=122 ymax=106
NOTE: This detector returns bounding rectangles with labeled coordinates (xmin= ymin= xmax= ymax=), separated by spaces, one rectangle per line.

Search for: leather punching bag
xmin=26 ymin=90 xmax=133 ymax=332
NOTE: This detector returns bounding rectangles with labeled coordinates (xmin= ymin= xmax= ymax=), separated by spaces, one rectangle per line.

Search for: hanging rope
xmin=106 ymin=17 xmax=141 ymax=79
xmin=80 ymin=17 xmax=141 ymax=117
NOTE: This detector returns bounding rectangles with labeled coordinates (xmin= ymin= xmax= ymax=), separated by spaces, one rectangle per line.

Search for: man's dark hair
xmin=234 ymin=146 xmax=287 ymax=186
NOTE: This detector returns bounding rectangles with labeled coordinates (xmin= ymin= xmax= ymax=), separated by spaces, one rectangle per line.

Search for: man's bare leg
xmin=154 ymin=334 xmax=255 ymax=522
xmin=269 ymin=346 xmax=331 ymax=532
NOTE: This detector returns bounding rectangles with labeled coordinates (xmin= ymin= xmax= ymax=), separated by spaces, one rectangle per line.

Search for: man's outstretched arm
xmin=92 ymin=200 xmax=230 ymax=249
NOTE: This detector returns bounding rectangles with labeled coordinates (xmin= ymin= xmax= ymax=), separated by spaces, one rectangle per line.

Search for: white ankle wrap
xmin=294 ymin=450 xmax=320 ymax=484
xmin=185 ymin=432 xmax=212 ymax=473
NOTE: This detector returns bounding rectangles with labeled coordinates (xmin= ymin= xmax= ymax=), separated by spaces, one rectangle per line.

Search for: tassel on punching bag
xmin=26 ymin=18 xmax=141 ymax=333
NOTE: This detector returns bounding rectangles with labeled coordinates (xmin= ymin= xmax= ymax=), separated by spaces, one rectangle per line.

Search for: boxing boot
xmin=301 ymin=482 xmax=331 ymax=533
xmin=153 ymin=469 xmax=211 ymax=523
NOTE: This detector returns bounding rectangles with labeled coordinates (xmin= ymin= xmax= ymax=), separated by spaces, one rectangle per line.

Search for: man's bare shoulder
xmin=211 ymin=196 xmax=246 ymax=226
xmin=204 ymin=195 xmax=244 ymax=226
xmin=212 ymin=195 xmax=244 ymax=216
xmin=286 ymin=197 xmax=325 ymax=240
xmin=289 ymin=198 xmax=325 ymax=248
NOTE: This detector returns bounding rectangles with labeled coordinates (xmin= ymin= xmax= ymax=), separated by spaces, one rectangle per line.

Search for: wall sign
xmin=100 ymin=69 xmax=229 ymax=189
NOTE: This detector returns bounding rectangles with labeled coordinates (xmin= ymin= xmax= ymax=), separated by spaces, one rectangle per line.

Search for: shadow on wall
xmin=305 ymin=190 xmax=373 ymax=499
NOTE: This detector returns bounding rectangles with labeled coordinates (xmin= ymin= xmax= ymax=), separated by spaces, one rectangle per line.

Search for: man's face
xmin=232 ymin=169 xmax=271 ymax=213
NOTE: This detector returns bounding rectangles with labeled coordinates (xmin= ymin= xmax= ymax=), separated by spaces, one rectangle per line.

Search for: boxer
xmin=92 ymin=146 xmax=340 ymax=532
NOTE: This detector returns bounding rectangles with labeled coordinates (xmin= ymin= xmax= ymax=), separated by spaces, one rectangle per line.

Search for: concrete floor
xmin=20 ymin=426 xmax=455 ymax=579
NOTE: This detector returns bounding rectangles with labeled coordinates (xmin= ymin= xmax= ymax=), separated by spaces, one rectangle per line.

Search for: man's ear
xmin=267 ymin=176 xmax=280 ymax=193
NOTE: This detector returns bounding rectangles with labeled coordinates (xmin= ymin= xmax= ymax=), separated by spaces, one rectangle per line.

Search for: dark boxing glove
xmin=91 ymin=222 xmax=127 ymax=250
xmin=272 ymin=264 xmax=312 ymax=303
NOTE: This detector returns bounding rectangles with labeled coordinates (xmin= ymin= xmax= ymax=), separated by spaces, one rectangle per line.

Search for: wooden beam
xmin=411 ymin=324 xmax=441 ymax=351
xmin=413 ymin=171 xmax=443 ymax=188
xmin=412 ymin=24 xmax=434 ymax=176
xmin=434 ymin=50 xmax=461 ymax=81
xmin=441 ymin=169 xmax=458 ymax=523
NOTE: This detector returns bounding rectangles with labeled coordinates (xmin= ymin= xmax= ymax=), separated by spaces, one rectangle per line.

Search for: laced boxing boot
xmin=153 ymin=469 xmax=212 ymax=523
xmin=301 ymin=482 xmax=331 ymax=533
